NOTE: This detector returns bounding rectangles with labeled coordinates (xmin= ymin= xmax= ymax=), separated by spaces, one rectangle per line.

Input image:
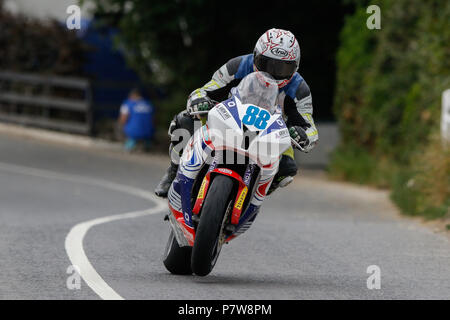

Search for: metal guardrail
xmin=0 ymin=71 xmax=93 ymax=135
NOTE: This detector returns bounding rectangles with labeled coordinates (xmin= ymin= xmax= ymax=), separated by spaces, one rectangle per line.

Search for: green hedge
xmin=0 ymin=7 xmax=86 ymax=75
xmin=330 ymin=0 xmax=450 ymax=218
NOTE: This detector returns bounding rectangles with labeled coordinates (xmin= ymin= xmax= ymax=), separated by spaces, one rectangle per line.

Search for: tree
xmin=83 ymin=0 xmax=350 ymax=123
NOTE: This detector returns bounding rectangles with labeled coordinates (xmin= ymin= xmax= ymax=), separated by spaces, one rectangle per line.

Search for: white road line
xmin=0 ymin=162 xmax=167 ymax=300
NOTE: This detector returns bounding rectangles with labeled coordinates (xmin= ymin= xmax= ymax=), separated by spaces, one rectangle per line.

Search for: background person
xmin=118 ymin=88 xmax=155 ymax=151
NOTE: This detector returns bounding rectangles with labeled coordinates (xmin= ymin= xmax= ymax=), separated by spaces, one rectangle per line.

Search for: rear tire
xmin=163 ymin=230 xmax=192 ymax=275
xmin=191 ymin=175 xmax=234 ymax=276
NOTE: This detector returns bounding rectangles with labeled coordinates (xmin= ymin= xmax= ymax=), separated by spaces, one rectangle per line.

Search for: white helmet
xmin=253 ymin=28 xmax=301 ymax=88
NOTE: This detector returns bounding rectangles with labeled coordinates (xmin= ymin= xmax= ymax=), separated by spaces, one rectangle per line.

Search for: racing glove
xmin=289 ymin=126 xmax=310 ymax=152
xmin=186 ymin=89 xmax=214 ymax=115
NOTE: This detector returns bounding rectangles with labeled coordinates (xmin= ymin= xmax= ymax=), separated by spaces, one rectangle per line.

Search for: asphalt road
xmin=1 ymin=133 xmax=449 ymax=300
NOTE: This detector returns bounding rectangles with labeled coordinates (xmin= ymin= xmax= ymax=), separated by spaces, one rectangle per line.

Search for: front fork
xmin=192 ymin=164 xmax=252 ymax=225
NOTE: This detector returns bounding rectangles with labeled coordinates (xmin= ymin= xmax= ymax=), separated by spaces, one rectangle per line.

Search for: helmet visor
xmin=254 ymin=54 xmax=297 ymax=80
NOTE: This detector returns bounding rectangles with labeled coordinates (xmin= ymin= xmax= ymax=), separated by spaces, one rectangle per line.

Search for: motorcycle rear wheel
xmin=191 ymin=174 xmax=234 ymax=276
xmin=163 ymin=230 xmax=193 ymax=275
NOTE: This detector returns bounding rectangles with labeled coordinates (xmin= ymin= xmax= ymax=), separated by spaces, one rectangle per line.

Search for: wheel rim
xmin=211 ymin=238 xmax=221 ymax=268
xmin=210 ymin=200 xmax=233 ymax=267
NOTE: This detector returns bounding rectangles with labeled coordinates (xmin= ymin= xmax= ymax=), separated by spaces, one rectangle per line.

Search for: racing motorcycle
xmin=163 ymin=72 xmax=300 ymax=276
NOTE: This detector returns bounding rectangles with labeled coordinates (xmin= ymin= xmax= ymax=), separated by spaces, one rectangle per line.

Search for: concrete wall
xmin=295 ymin=122 xmax=340 ymax=169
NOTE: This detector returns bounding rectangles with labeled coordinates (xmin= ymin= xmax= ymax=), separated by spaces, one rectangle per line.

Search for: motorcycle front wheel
xmin=191 ymin=174 xmax=234 ymax=276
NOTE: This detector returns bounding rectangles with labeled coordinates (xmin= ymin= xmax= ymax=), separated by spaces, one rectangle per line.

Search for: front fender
xmin=192 ymin=168 xmax=248 ymax=226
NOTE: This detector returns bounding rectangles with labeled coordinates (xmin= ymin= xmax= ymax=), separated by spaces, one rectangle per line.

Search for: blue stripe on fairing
xmin=170 ymin=189 xmax=181 ymax=200
xmin=168 ymin=187 xmax=181 ymax=202
xmin=168 ymin=184 xmax=181 ymax=212
xmin=168 ymin=194 xmax=181 ymax=210
xmin=223 ymin=97 xmax=241 ymax=128
xmin=260 ymin=115 xmax=286 ymax=137
xmin=177 ymin=172 xmax=195 ymax=227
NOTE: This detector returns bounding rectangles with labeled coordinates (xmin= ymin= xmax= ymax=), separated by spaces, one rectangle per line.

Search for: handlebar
xmin=291 ymin=137 xmax=307 ymax=152
xmin=187 ymin=110 xmax=209 ymax=116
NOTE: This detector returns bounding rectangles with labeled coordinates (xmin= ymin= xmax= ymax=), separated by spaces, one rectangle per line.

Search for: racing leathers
xmin=154 ymin=54 xmax=318 ymax=198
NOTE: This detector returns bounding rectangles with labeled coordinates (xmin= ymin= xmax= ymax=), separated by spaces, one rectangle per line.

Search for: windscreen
xmin=236 ymin=72 xmax=278 ymax=113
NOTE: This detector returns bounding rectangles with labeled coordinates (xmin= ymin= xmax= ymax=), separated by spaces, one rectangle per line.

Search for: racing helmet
xmin=253 ymin=28 xmax=301 ymax=88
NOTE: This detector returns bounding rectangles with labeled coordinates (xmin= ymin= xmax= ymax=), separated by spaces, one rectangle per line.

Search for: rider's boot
xmin=155 ymin=111 xmax=197 ymax=198
xmin=267 ymin=154 xmax=297 ymax=195
xmin=155 ymin=161 xmax=178 ymax=198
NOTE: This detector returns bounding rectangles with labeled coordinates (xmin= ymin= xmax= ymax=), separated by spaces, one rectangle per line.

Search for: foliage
xmin=331 ymin=0 xmax=450 ymax=218
xmin=0 ymin=6 xmax=86 ymax=75
xmin=83 ymin=0 xmax=351 ymax=129
xmin=391 ymin=134 xmax=450 ymax=219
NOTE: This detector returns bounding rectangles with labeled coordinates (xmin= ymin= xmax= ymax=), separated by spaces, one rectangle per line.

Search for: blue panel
xmin=260 ymin=116 xmax=286 ymax=137
xmin=176 ymin=173 xmax=195 ymax=227
xmin=223 ymin=97 xmax=242 ymax=128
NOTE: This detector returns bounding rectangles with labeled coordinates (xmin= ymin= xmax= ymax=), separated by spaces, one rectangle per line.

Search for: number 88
xmin=242 ymin=106 xmax=270 ymax=130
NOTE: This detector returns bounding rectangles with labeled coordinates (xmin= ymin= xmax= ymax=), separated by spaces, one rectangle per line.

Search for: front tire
xmin=191 ymin=175 xmax=234 ymax=276
xmin=163 ymin=230 xmax=192 ymax=275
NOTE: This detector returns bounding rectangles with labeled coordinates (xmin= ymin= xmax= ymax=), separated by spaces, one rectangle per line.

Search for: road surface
xmin=0 ymin=133 xmax=449 ymax=300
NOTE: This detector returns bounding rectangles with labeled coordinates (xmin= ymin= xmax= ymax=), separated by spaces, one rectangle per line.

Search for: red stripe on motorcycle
xmin=168 ymin=202 xmax=195 ymax=246
xmin=257 ymin=180 xmax=271 ymax=197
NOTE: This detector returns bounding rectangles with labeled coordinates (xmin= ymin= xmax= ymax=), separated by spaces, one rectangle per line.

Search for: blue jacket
xmin=121 ymin=98 xmax=154 ymax=139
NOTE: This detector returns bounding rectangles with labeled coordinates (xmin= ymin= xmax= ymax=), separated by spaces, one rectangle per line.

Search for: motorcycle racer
xmin=155 ymin=28 xmax=318 ymax=198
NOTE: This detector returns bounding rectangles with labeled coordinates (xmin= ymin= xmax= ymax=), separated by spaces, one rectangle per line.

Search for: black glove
xmin=289 ymin=126 xmax=309 ymax=149
xmin=187 ymin=89 xmax=214 ymax=115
